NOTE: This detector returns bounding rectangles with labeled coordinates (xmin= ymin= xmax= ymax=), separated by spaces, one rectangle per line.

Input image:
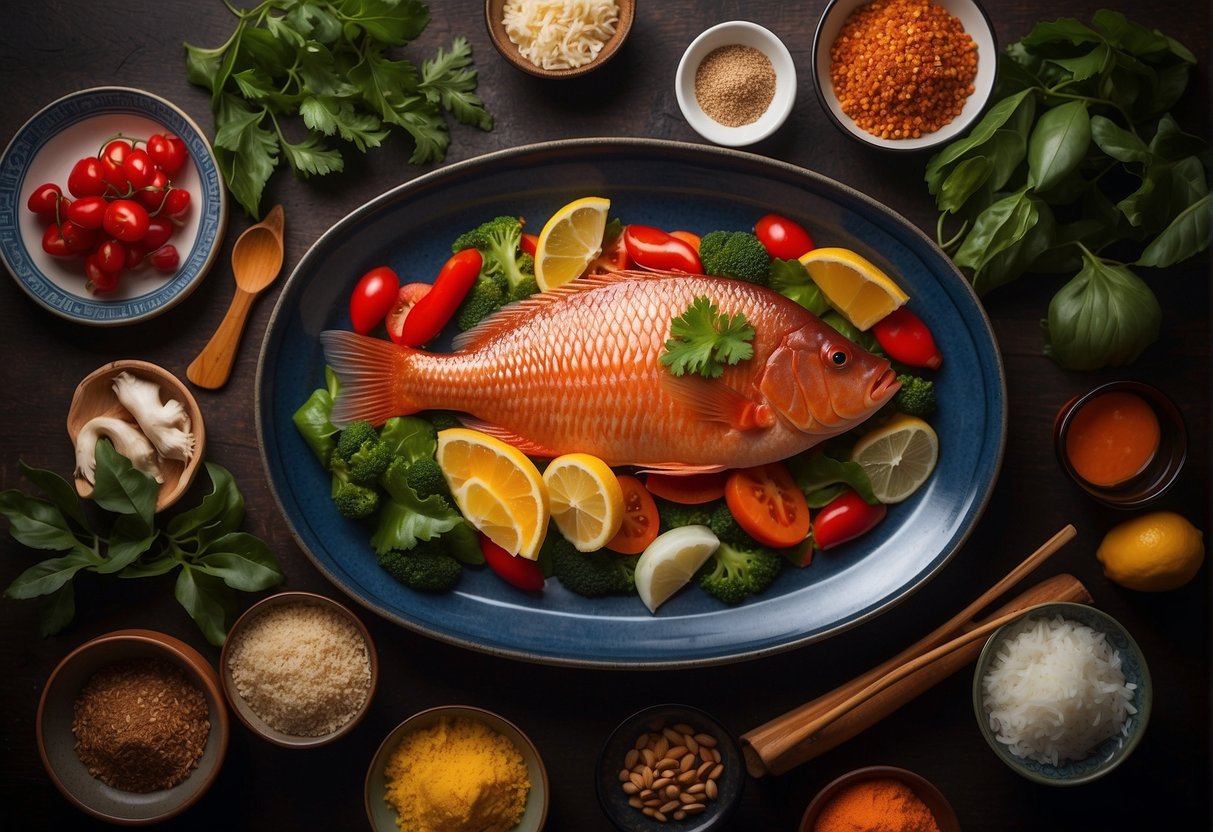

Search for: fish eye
xmin=823 ymin=344 xmax=851 ymax=369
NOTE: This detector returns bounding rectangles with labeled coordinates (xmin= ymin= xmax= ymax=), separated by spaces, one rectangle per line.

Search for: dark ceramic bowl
xmin=219 ymin=591 xmax=378 ymax=749
xmin=36 ymin=629 xmax=228 ymax=825
xmin=485 ymin=0 xmax=635 ymax=78
xmin=799 ymin=766 xmax=961 ymax=832
xmin=1053 ymin=380 xmax=1187 ymax=508
xmin=597 ymin=704 xmax=743 ymax=831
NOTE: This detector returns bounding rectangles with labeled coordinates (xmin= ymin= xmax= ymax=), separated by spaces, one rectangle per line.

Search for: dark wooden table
xmin=2 ymin=2 xmax=1208 ymax=829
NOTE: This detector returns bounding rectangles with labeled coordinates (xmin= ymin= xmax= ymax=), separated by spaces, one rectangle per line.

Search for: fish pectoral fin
xmin=458 ymin=418 xmax=562 ymax=458
xmin=660 ymin=374 xmax=775 ymax=431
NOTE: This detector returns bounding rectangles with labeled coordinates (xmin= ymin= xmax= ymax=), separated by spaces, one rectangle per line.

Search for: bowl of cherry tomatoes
xmin=0 ymin=86 xmax=227 ymax=326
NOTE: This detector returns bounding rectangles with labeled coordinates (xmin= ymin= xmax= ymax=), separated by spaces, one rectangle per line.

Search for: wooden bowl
xmin=485 ymin=0 xmax=635 ymax=78
xmin=67 ymin=360 xmax=205 ymax=513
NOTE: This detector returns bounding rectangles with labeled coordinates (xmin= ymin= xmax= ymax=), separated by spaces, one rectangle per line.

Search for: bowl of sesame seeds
xmin=813 ymin=0 xmax=997 ymax=151
xmin=675 ymin=21 xmax=797 ymax=147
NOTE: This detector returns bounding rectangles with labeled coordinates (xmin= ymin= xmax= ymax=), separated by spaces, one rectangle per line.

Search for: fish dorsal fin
xmin=451 ymin=271 xmax=672 ymax=352
xmin=660 ymin=373 xmax=775 ymax=431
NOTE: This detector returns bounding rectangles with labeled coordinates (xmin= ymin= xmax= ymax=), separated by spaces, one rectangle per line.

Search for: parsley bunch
xmin=185 ymin=0 xmax=493 ymax=217
xmin=660 ymin=296 xmax=755 ymax=378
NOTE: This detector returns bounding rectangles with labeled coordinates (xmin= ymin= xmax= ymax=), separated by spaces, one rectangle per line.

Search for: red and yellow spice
xmin=830 ymin=0 xmax=978 ymax=139
xmin=813 ymin=776 xmax=941 ymax=832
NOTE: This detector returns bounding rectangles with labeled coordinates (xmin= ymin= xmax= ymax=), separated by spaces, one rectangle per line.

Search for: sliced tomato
xmin=386 ymin=283 xmax=433 ymax=344
xmin=644 ymin=471 xmax=727 ymax=505
xmin=591 ymin=230 xmax=631 ymax=272
xmin=622 ymin=224 xmax=703 ymax=274
xmin=812 ymin=489 xmax=887 ymax=550
xmin=520 ymin=232 xmax=539 ymax=257
xmin=480 ymin=534 xmax=545 ymax=592
xmin=398 ymin=248 xmax=482 ymax=346
xmin=724 ymin=463 xmax=811 ymax=548
xmin=605 ymin=475 xmax=660 ymax=555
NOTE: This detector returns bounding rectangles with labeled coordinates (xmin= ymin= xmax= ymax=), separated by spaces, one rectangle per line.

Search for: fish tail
xmin=319 ymin=330 xmax=418 ymax=426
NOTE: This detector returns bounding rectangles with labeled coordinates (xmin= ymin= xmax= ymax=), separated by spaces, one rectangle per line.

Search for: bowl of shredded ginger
xmin=812 ymin=0 xmax=997 ymax=150
xmin=366 ymin=705 xmax=549 ymax=832
xmin=487 ymin=0 xmax=635 ymax=78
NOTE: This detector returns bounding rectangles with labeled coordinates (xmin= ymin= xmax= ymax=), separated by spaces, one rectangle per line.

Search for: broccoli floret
xmin=707 ymin=502 xmax=762 ymax=548
xmin=404 ymin=456 xmax=452 ymax=501
xmin=377 ymin=544 xmax=462 ymax=593
xmin=331 ymin=475 xmax=380 ymax=520
xmin=455 ymin=275 xmax=507 ymax=330
xmin=656 ymin=498 xmax=715 ymax=531
xmin=329 ymin=423 xmax=390 ymax=516
xmin=421 ymin=411 xmax=464 ymax=432
xmin=452 ymin=216 xmax=537 ymax=299
xmin=507 ymin=257 xmax=538 ymax=302
xmin=892 ymin=374 xmax=937 ymax=418
xmin=334 ymin=420 xmax=378 ymax=461
xmin=347 ymin=441 xmax=393 ymax=484
xmin=697 ymin=542 xmax=784 ymax=605
xmin=699 ymin=231 xmax=771 ymax=285
xmin=550 ymin=537 xmax=636 ymax=597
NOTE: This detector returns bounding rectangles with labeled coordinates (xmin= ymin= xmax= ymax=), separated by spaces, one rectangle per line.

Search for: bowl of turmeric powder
xmin=812 ymin=0 xmax=997 ymax=151
xmin=799 ymin=766 xmax=961 ymax=832
xmin=366 ymin=705 xmax=549 ymax=832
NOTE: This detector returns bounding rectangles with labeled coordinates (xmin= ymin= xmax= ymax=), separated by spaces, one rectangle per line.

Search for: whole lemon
xmin=1096 ymin=511 xmax=1205 ymax=591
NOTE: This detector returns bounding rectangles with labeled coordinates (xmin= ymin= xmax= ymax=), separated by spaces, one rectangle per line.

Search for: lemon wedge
xmin=543 ymin=453 xmax=625 ymax=552
xmin=799 ymin=247 xmax=909 ymax=330
xmin=435 ymin=428 xmax=549 ymax=560
xmin=633 ymin=526 xmax=720 ymax=613
xmin=850 ymin=414 xmax=939 ymax=503
xmin=534 ymin=196 xmax=611 ymax=290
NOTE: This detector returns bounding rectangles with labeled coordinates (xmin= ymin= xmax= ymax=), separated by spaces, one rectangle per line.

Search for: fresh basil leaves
xmin=927 ymin=10 xmax=1209 ymax=370
xmin=1 ymin=441 xmax=283 ymax=645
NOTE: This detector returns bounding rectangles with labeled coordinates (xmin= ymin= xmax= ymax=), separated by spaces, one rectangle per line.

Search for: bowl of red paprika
xmin=799 ymin=766 xmax=961 ymax=832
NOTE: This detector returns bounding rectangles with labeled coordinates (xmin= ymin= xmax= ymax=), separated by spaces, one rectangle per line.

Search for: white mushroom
xmin=74 ymin=416 xmax=165 ymax=485
xmin=111 ymin=371 xmax=195 ymax=462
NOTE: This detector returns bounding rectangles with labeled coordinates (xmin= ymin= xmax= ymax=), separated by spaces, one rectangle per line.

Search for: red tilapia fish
xmin=321 ymin=271 xmax=899 ymax=473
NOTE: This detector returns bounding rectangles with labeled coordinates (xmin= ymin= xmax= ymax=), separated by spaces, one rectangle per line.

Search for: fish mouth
xmin=870 ymin=368 xmax=901 ymax=404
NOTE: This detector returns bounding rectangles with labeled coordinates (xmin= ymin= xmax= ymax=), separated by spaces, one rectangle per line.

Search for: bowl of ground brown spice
xmin=36 ymin=629 xmax=228 ymax=825
xmin=675 ymin=21 xmax=797 ymax=147
xmin=813 ymin=0 xmax=997 ymax=150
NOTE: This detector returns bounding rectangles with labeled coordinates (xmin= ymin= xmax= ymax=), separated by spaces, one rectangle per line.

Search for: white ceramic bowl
xmin=675 ymin=21 xmax=797 ymax=147
xmin=812 ymin=0 xmax=997 ymax=151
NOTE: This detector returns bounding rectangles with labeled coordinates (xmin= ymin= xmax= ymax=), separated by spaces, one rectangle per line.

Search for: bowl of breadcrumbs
xmin=813 ymin=0 xmax=997 ymax=151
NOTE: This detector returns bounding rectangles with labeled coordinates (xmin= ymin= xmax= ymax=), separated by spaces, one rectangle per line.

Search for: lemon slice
xmin=543 ymin=453 xmax=625 ymax=552
xmin=436 ymin=428 xmax=549 ymax=560
xmin=534 ymin=196 xmax=611 ymax=290
xmin=850 ymin=414 xmax=939 ymax=504
xmin=799 ymin=247 xmax=909 ymax=330
xmin=634 ymin=526 xmax=720 ymax=613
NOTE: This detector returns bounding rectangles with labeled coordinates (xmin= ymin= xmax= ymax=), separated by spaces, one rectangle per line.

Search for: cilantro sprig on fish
xmin=660 ymin=296 xmax=756 ymax=379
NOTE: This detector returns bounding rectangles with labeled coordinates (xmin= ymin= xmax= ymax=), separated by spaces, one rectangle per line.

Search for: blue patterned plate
xmin=0 ymin=87 xmax=226 ymax=325
xmin=256 ymin=138 xmax=1006 ymax=667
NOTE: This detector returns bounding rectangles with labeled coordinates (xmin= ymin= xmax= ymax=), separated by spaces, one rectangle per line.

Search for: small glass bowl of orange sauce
xmin=1054 ymin=381 xmax=1187 ymax=508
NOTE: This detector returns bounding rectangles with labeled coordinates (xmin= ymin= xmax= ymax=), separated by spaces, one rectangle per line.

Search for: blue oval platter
xmin=0 ymin=87 xmax=226 ymax=326
xmin=256 ymin=138 xmax=1006 ymax=668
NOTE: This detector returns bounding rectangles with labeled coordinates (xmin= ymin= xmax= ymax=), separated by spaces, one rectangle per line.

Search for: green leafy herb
xmin=787 ymin=446 xmax=879 ymax=509
xmin=1 ymin=442 xmax=282 ymax=645
xmin=185 ymin=0 xmax=493 ymax=218
xmin=660 ymin=296 xmax=755 ymax=379
xmin=926 ymin=10 xmax=1209 ymax=369
xmin=768 ymin=258 xmax=830 ymax=315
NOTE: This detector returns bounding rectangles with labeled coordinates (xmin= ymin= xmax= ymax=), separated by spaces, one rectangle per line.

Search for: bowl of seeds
xmin=36 ymin=628 xmax=229 ymax=825
xmin=596 ymin=704 xmax=744 ymax=831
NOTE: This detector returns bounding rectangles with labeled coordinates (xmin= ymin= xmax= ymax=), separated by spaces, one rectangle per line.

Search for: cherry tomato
xmin=100 ymin=139 xmax=131 ymax=191
xmin=67 ymin=156 xmax=107 ymax=198
xmin=812 ymin=489 xmax=887 ymax=550
xmin=724 ymin=463 xmax=811 ymax=549
xmin=103 ymin=199 xmax=150 ymax=242
xmin=41 ymin=224 xmax=72 ymax=257
xmin=65 ymin=195 xmax=109 ymax=230
xmin=669 ymin=230 xmax=701 ymax=252
xmin=95 ymin=239 xmax=127 ymax=273
xmin=871 ymin=307 xmax=942 ymax=369
xmin=349 ymin=266 xmax=401 ymax=334
xmin=162 ymin=187 xmax=191 ymax=218
xmin=26 ymin=183 xmax=62 ymax=218
xmin=754 ymin=214 xmax=815 ymax=260
xmin=58 ymin=220 xmax=96 ymax=254
xmin=124 ymin=241 xmax=149 ymax=269
xmin=85 ymin=254 xmax=119 ymax=292
xmin=147 ymin=133 xmax=188 ymax=176
xmin=520 ymin=232 xmax=539 ymax=257
xmin=480 ymin=534 xmax=545 ymax=592
xmin=644 ymin=471 xmax=727 ymax=505
xmin=622 ymin=225 xmax=703 ymax=274
xmin=141 ymin=217 xmax=174 ymax=251
xmin=139 ymin=169 xmax=170 ymax=209
xmin=151 ymin=244 xmax=180 ymax=272
xmin=605 ymin=475 xmax=661 ymax=555
xmin=386 ymin=283 xmax=434 ymax=343
xmin=123 ymin=148 xmax=156 ymax=190
xmin=398 ymin=249 xmax=482 ymax=346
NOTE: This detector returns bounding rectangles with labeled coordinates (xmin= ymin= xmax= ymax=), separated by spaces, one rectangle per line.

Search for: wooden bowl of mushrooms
xmin=67 ymin=360 xmax=205 ymax=513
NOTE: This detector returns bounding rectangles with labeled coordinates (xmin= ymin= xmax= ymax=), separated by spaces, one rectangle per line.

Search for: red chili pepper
xmin=812 ymin=489 xmax=887 ymax=550
xmin=397 ymin=248 xmax=483 ymax=347
xmin=871 ymin=307 xmax=942 ymax=369
xmin=622 ymin=224 xmax=703 ymax=274
xmin=480 ymin=534 xmax=545 ymax=592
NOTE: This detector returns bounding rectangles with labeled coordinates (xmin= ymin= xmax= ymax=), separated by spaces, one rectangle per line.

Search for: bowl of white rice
xmin=973 ymin=602 xmax=1151 ymax=786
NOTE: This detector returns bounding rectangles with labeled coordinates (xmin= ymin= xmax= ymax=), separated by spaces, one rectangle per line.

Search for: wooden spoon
xmin=187 ymin=205 xmax=285 ymax=389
